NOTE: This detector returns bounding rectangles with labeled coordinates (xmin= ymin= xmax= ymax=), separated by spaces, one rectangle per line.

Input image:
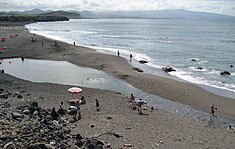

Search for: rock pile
xmin=0 ymin=95 xmax=107 ymax=149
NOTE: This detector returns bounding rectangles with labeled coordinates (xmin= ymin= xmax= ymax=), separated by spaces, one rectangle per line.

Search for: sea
xmin=25 ymin=19 xmax=235 ymax=96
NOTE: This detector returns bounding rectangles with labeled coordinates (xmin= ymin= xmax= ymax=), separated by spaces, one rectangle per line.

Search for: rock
xmin=63 ymin=127 xmax=71 ymax=134
xmin=230 ymin=65 xmax=233 ymax=68
xmin=107 ymin=116 xmax=112 ymax=120
xmin=90 ymin=124 xmax=95 ymax=128
xmin=12 ymin=112 xmax=23 ymax=119
xmin=3 ymin=142 xmax=15 ymax=149
xmin=76 ymin=134 xmax=83 ymax=140
xmin=132 ymin=67 xmax=144 ymax=72
xmin=220 ymin=71 xmax=231 ymax=75
xmin=1 ymin=69 xmax=4 ymax=73
xmin=23 ymin=109 xmax=30 ymax=115
xmin=0 ymin=93 xmax=9 ymax=99
xmin=138 ymin=60 xmax=148 ymax=64
xmin=123 ymin=144 xmax=132 ymax=147
xmin=74 ymin=140 xmax=84 ymax=147
xmin=17 ymin=94 xmax=23 ymax=98
xmin=191 ymin=59 xmax=197 ymax=61
xmin=31 ymin=102 xmax=38 ymax=107
xmin=106 ymin=143 xmax=111 ymax=148
xmin=33 ymin=111 xmax=39 ymax=115
xmin=162 ymin=66 xmax=176 ymax=73
xmin=0 ymin=88 xmax=4 ymax=91
xmin=45 ymin=144 xmax=55 ymax=149
xmin=28 ymin=143 xmax=46 ymax=149
xmin=197 ymin=66 xmax=203 ymax=70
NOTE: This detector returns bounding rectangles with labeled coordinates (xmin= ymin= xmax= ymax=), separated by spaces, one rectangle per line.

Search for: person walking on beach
xmin=130 ymin=94 xmax=136 ymax=109
xmin=95 ymin=99 xmax=100 ymax=111
xmin=130 ymin=54 xmax=133 ymax=62
xmin=117 ymin=50 xmax=120 ymax=57
xmin=210 ymin=105 xmax=217 ymax=116
xmin=42 ymin=42 xmax=43 ymax=47
xmin=74 ymin=41 xmax=75 ymax=46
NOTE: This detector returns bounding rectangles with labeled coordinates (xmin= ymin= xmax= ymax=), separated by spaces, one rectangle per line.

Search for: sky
xmin=0 ymin=0 xmax=235 ymax=16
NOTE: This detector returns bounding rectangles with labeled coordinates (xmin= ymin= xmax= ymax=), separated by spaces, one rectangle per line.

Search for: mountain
xmin=0 ymin=9 xmax=81 ymax=19
xmin=40 ymin=11 xmax=81 ymax=19
xmin=79 ymin=9 xmax=235 ymax=21
xmin=24 ymin=8 xmax=52 ymax=15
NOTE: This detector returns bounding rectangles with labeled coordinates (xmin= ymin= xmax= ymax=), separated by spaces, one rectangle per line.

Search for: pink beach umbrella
xmin=68 ymin=87 xmax=83 ymax=94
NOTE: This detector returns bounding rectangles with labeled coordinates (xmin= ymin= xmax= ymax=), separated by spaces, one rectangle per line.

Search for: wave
xmin=170 ymin=69 xmax=235 ymax=93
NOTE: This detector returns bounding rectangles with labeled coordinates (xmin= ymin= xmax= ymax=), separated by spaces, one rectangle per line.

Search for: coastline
xmin=0 ymin=24 xmax=235 ymax=121
xmin=1 ymin=23 xmax=235 ymax=148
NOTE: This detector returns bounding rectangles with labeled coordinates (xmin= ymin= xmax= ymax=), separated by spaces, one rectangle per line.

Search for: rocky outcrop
xmin=220 ymin=71 xmax=231 ymax=75
xmin=132 ymin=67 xmax=144 ymax=72
xmin=162 ymin=66 xmax=176 ymax=73
xmin=138 ymin=60 xmax=148 ymax=64
xmin=197 ymin=66 xmax=203 ymax=70
xmin=0 ymin=99 xmax=107 ymax=149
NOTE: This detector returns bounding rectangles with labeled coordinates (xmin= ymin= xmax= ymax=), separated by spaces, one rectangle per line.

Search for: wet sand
xmin=1 ymin=24 xmax=235 ymax=148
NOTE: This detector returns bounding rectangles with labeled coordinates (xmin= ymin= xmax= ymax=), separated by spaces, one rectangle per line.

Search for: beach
xmin=0 ymin=25 xmax=235 ymax=148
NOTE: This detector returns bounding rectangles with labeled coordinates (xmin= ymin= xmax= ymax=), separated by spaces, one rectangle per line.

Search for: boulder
xmin=0 ymin=93 xmax=9 ymax=99
xmin=12 ymin=112 xmax=23 ymax=119
xmin=197 ymin=66 xmax=203 ymax=70
xmin=132 ymin=67 xmax=144 ymax=72
xmin=23 ymin=109 xmax=30 ymax=115
xmin=230 ymin=65 xmax=234 ymax=68
xmin=1 ymin=69 xmax=4 ymax=73
xmin=162 ymin=66 xmax=176 ymax=73
xmin=138 ymin=60 xmax=148 ymax=64
xmin=191 ymin=59 xmax=197 ymax=61
xmin=220 ymin=71 xmax=231 ymax=75
xmin=3 ymin=142 xmax=15 ymax=149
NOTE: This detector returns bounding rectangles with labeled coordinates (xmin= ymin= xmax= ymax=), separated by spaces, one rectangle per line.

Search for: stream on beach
xmin=0 ymin=58 xmax=234 ymax=128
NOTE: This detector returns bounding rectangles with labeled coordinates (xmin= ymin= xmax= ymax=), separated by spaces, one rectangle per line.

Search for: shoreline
xmin=0 ymin=25 xmax=235 ymax=121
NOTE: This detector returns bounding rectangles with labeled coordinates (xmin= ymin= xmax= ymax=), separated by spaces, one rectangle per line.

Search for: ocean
xmin=25 ymin=19 xmax=235 ymax=95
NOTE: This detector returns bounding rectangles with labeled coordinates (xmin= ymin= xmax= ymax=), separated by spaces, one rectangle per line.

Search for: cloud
xmin=0 ymin=0 xmax=234 ymax=16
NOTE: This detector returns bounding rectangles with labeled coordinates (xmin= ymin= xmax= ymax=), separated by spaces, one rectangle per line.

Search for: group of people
xmin=117 ymin=50 xmax=133 ymax=62
xmin=50 ymin=96 xmax=101 ymax=121
xmin=130 ymin=94 xmax=147 ymax=114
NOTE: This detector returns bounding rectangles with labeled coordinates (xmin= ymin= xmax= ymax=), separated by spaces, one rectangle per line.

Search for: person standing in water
xmin=130 ymin=54 xmax=133 ymax=62
xmin=117 ymin=50 xmax=120 ymax=57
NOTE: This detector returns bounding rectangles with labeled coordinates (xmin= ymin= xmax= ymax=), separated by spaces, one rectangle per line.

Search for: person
xmin=58 ymin=101 xmax=67 ymax=115
xmin=80 ymin=96 xmax=86 ymax=104
xmin=55 ymin=41 xmax=57 ymax=46
xmin=74 ymin=41 xmax=75 ymax=46
xmin=51 ymin=107 xmax=59 ymax=120
xmin=96 ymin=99 xmax=100 ymax=111
xmin=136 ymin=99 xmax=147 ymax=114
xmin=117 ymin=50 xmax=120 ymax=57
xmin=130 ymin=54 xmax=133 ymax=62
xmin=69 ymin=105 xmax=78 ymax=120
xmin=210 ymin=105 xmax=217 ymax=116
xmin=77 ymin=106 xmax=81 ymax=119
xmin=130 ymin=94 xmax=136 ymax=109
xmin=42 ymin=42 xmax=43 ymax=47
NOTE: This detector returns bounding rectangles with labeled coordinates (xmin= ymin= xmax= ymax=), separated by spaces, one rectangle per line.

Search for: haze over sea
xmin=26 ymin=19 xmax=235 ymax=94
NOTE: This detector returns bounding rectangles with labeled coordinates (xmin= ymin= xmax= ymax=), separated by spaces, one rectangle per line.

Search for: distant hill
xmin=0 ymin=9 xmax=81 ymax=19
xmin=40 ymin=11 xmax=81 ymax=19
xmin=79 ymin=9 xmax=235 ymax=21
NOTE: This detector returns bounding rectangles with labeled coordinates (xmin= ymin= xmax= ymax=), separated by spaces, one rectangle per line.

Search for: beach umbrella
xmin=68 ymin=87 xmax=83 ymax=94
